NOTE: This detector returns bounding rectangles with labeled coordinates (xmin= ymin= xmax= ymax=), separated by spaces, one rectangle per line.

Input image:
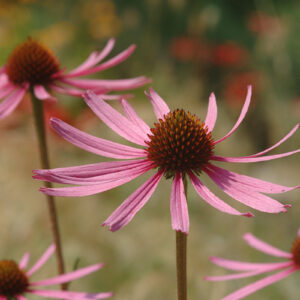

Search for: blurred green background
xmin=0 ymin=0 xmax=299 ymax=299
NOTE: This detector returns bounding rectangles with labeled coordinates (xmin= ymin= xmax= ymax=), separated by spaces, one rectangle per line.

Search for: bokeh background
xmin=0 ymin=0 xmax=299 ymax=299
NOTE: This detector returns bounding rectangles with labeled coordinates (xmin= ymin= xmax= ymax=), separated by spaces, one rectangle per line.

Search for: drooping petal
xmin=207 ymin=164 xmax=299 ymax=194
xmin=205 ymin=167 xmax=288 ymax=213
xmin=0 ymin=86 xmax=27 ymax=120
xmin=27 ymin=289 xmax=112 ymax=300
xmin=0 ymin=84 xmax=15 ymax=98
xmin=120 ymin=99 xmax=150 ymax=136
xmin=204 ymin=92 xmax=218 ymax=132
xmin=214 ymin=86 xmax=252 ymax=144
xmin=62 ymin=76 xmax=150 ymax=91
xmin=19 ymin=252 xmax=30 ymax=269
xmin=243 ymin=233 xmax=292 ymax=258
xmin=103 ymin=171 xmax=163 ymax=231
xmin=170 ymin=172 xmax=189 ymax=234
xmin=27 ymin=244 xmax=56 ymax=276
xmin=83 ymin=91 xmax=147 ymax=145
xmin=39 ymin=165 xmax=151 ymax=197
xmin=221 ymin=267 xmax=297 ymax=300
xmin=34 ymin=159 xmax=153 ymax=185
xmin=33 ymin=85 xmax=56 ymax=102
xmin=209 ymin=256 xmax=292 ymax=271
xmin=16 ymin=295 xmax=28 ymax=300
xmin=188 ymin=171 xmax=253 ymax=217
xmin=99 ymin=93 xmax=134 ymax=100
xmin=67 ymin=44 xmax=136 ymax=78
xmin=31 ymin=263 xmax=104 ymax=286
xmin=66 ymin=38 xmax=115 ymax=76
xmin=50 ymin=118 xmax=147 ymax=159
xmin=144 ymin=87 xmax=170 ymax=120
xmin=49 ymin=84 xmax=84 ymax=97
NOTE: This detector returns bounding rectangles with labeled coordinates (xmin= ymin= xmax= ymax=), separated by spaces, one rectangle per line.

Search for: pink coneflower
xmin=0 ymin=37 xmax=150 ymax=120
xmin=205 ymin=229 xmax=300 ymax=300
xmin=0 ymin=244 xmax=112 ymax=299
xmin=34 ymin=87 xmax=299 ymax=234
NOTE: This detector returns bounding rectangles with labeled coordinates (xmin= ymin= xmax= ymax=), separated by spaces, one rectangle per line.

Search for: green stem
xmin=176 ymin=176 xmax=188 ymax=300
xmin=30 ymin=91 xmax=66 ymax=290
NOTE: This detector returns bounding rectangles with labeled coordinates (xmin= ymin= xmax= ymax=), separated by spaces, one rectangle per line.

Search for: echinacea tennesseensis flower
xmin=0 ymin=244 xmax=112 ymax=300
xmin=0 ymin=37 xmax=150 ymax=120
xmin=34 ymin=87 xmax=299 ymax=234
xmin=205 ymin=229 xmax=300 ymax=300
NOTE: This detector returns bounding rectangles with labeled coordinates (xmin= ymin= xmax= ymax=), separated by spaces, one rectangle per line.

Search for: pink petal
xmin=39 ymin=165 xmax=151 ymax=197
xmin=50 ymin=84 xmax=84 ymax=97
xmin=67 ymin=44 xmax=136 ymax=77
xmin=19 ymin=252 xmax=30 ymax=269
xmin=212 ymin=149 xmax=300 ymax=163
xmin=243 ymin=233 xmax=292 ymax=258
xmin=0 ymin=296 xmax=7 ymax=300
xmin=34 ymin=159 xmax=153 ymax=185
xmin=298 ymin=228 xmax=300 ymax=237
xmin=204 ymin=92 xmax=218 ymax=132
xmin=120 ymin=99 xmax=150 ymax=136
xmin=62 ymin=76 xmax=150 ymax=91
xmin=31 ymin=263 xmax=104 ymax=286
xmin=221 ymin=267 xmax=297 ymax=300
xmin=188 ymin=171 xmax=253 ymax=217
xmin=16 ymin=295 xmax=27 ymax=300
xmin=99 ymin=93 xmax=134 ymax=100
xmin=66 ymin=38 xmax=115 ymax=76
xmin=170 ymin=172 xmax=189 ymax=234
xmin=209 ymin=256 xmax=292 ymax=271
xmin=50 ymin=117 xmax=147 ymax=159
xmin=208 ymin=164 xmax=298 ymax=194
xmin=214 ymin=86 xmax=252 ymax=144
xmin=27 ymin=244 xmax=56 ymax=276
xmin=33 ymin=85 xmax=56 ymax=102
xmin=27 ymin=289 xmax=112 ymax=299
xmin=0 ymin=84 xmax=15 ymax=98
xmin=83 ymin=91 xmax=147 ymax=145
xmin=144 ymin=87 xmax=170 ymax=120
xmin=204 ymin=166 xmax=288 ymax=213
xmin=0 ymin=86 xmax=27 ymax=120
xmin=0 ymin=73 xmax=9 ymax=87
xmin=103 ymin=171 xmax=163 ymax=231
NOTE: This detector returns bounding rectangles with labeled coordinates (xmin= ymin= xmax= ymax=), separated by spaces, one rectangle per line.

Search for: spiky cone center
xmin=146 ymin=109 xmax=214 ymax=178
xmin=291 ymin=236 xmax=300 ymax=266
xmin=6 ymin=37 xmax=60 ymax=86
xmin=0 ymin=260 xmax=29 ymax=296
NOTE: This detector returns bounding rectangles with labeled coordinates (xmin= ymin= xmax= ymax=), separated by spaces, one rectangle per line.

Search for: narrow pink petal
xmin=208 ymin=164 xmax=298 ymax=194
xmin=50 ymin=118 xmax=147 ymax=159
xmin=144 ymin=87 xmax=170 ymax=120
xmin=99 ymin=93 xmax=133 ymax=100
xmin=204 ymin=92 xmax=218 ymax=132
xmin=39 ymin=166 xmax=151 ymax=197
xmin=103 ymin=171 xmax=163 ymax=231
xmin=50 ymin=84 xmax=84 ymax=97
xmin=170 ymin=172 xmax=189 ymax=234
xmin=298 ymin=228 xmax=300 ymax=237
xmin=62 ymin=76 xmax=151 ymax=91
xmin=209 ymin=256 xmax=292 ymax=271
xmin=243 ymin=233 xmax=292 ymax=258
xmin=33 ymin=85 xmax=56 ymax=102
xmin=19 ymin=252 xmax=30 ymax=269
xmin=27 ymin=289 xmax=112 ymax=299
xmin=222 ymin=267 xmax=297 ymax=300
xmin=16 ymin=296 xmax=27 ymax=300
xmin=0 ymin=84 xmax=15 ymax=98
xmin=34 ymin=159 xmax=153 ymax=185
xmin=83 ymin=91 xmax=147 ymax=145
xmin=0 ymin=296 xmax=7 ymax=300
xmin=67 ymin=44 xmax=136 ymax=77
xmin=212 ymin=149 xmax=300 ymax=163
xmin=66 ymin=38 xmax=115 ymax=76
xmin=0 ymin=73 xmax=9 ymax=87
xmin=214 ymin=86 xmax=252 ymax=144
xmin=204 ymin=167 xmax=288 ymax=213
xmin=31 ymin=263 xmax=103 ymax=286
xmin=0 ymin=86 xmax=27 ymax=120
xmin=27 ymin=244 xmax=56 ymax=276
xmin=120 ymin=99 xmax=150 ymax=136
xmin=188 ymin=171 xmax=253 ymax=217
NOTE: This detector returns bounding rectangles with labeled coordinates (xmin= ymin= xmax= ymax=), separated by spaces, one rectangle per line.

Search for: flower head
xmin=205 ymin=229 xmax=300 ymax=300
xmin=0 ymin=244 xmax=112 ymax=299
xmin=0 ymin=37 xmax=150 ymax=120
xmin=34 ymin=87 xmax=299 ymax=234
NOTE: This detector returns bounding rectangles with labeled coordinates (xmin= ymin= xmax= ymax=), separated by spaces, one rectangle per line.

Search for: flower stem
xmin=30 ymin=91 xmax=66 ymax=290
xmin=176 ymin=177 xmax=188 ymax=300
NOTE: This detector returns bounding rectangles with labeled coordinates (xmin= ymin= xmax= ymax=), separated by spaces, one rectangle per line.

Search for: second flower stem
xmin=30 ymin=92 xmax=66 ymax=290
